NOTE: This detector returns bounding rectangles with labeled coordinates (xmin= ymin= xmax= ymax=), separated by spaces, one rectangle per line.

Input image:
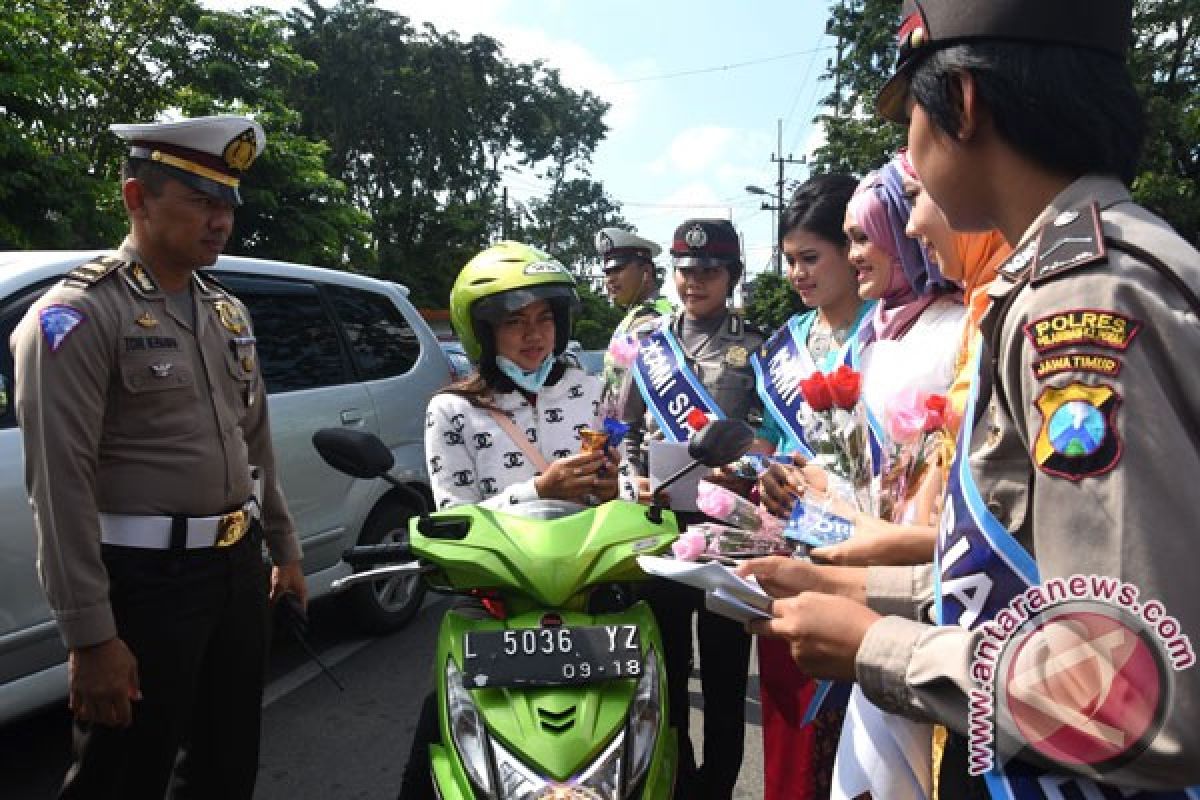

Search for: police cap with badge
xmin=671 ymin=218 xmax=744 ymax=292
xmin=111 ymin=114 xmax=267 ymax=206
xmin=595 ymin=228 xmax=661 ymax=275
xmin=876 ymin=0 xmax=1134 ymax=123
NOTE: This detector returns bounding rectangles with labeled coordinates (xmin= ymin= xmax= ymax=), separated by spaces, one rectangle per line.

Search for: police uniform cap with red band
xmin=876 ymin=0 xmax=1133 ymax=123
xmin=595 ymin=227 xmax=662 ymax=273
xmin=110 ymin=114 xmax=266 ymax=206
xmin=670 ymin=218 xmax=742 ymax=271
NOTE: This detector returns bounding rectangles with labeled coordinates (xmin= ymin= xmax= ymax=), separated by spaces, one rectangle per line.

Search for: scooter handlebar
xmin=342 ymin=542 xmax=412 ymax=568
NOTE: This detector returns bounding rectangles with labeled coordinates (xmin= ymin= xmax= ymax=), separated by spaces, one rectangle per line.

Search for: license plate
xmin=463 ymin=624 xmax=642 ymax=688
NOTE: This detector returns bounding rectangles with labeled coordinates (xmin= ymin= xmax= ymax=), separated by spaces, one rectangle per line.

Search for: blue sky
xmin=203 ymin=0 xmax=837 ymax=293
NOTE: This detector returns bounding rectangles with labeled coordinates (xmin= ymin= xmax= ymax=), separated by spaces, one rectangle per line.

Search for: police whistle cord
xmin=277 ymin=593 xmax=346 ymax=692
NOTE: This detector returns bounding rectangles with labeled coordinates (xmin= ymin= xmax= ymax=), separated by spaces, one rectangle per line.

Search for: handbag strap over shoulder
xmin=485 ymin=408 xmax=551 ymax=473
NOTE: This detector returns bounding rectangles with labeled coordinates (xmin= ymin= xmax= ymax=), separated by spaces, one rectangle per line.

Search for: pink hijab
xmin=849 ymin=152 xmax=959 ymax=342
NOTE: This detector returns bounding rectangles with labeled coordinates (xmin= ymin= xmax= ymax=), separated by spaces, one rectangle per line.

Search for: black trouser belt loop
xmin=169 ymin=515 xmax=187 ymax=554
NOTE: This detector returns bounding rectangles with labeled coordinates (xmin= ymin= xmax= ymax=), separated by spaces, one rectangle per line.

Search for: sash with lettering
xmin=631 ymin=322 xmax=724 ymax=443
xmin=937 ymin=343 xmax=1199 ymax=800
xmin=753 ymin=303 xmax=875 ymax=460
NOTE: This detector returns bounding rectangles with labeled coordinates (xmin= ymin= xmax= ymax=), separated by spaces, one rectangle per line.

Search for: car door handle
xmin=340 ymin=409 xmax=364 ymax=425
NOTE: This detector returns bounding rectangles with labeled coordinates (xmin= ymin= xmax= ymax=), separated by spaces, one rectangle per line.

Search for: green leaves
xmin=1 ymin=0 xmax=624 ymax=305
xmin=743 ymin=272 xmax=807 ymax=334
xmin=809 ymin=0 xmax=1198 ymax=246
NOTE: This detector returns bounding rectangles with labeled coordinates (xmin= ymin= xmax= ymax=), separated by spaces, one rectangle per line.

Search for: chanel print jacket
xmin=425 ymin=365 xmax=636 ymax=510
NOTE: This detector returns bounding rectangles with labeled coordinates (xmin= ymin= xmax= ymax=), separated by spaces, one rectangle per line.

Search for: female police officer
xmin=619 ymin=218 xmax=766 ymax=800
xmin=741 ymin=0 xmax=1200 ymax=796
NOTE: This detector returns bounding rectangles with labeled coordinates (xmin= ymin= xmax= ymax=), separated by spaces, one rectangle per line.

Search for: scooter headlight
xmin=625 ymin=647 xmax=660 ymax=788
xmin=490 ymin=731 xmax=623 ymax=800
xmin=445 ymin=658 xmax=495 ymax=798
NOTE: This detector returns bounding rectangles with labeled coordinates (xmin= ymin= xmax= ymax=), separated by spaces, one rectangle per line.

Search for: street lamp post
xmin=745 ymin=184 xmax=782 ymax=275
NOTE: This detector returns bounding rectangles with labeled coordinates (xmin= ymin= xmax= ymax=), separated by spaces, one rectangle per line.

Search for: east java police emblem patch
xmin=1033 ymin=382 xmax=1121 ymax=481
xmin=39 ymin=304 xmax=86 ymax=352
xmin=684 ymin=224 xmax=708 ymax=249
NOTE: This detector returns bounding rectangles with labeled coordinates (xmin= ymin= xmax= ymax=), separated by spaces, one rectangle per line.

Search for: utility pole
xmin=832 ymin=1 xmax=846 ymax=119
xmin=501 ymin=186 xmax=510 ymax=239
xmin=769 ymin=118 xmax=804 ymax=275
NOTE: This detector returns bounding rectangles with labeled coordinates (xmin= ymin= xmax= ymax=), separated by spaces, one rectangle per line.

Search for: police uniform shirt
xmin=619 ymin=309 xmax=765 ymax=475
xmin=11 ymin=240 xmax=300 ymax=650
xmin=854 ymin=176 xmax=1200 ymax=787
xmin=425 ymin=365 xmax=636 ymax=510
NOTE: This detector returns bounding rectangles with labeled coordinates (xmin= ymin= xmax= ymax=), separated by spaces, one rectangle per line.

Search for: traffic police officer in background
xmin=742 ymin=0 xmax=1200 ymax=796
xmin=12 ymin=115 xmax=305 ymax=799
xmin=619 ymin=218 xmax=766 ymax=799
xmin=594 ymin=226 xmax=674 ymax=406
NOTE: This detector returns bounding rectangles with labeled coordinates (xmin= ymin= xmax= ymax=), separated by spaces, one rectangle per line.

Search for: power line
xmin=605 ymin=45 xmax=836 ymax=86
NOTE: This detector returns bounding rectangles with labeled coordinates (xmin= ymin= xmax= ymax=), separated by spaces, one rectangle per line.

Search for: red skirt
xmin=759 ymin=637 xmax=845 ymax=800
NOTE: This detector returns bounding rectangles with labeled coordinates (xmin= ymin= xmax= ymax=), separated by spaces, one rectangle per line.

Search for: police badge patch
xmin=1033 ymin=382 xmax=1122 ymax=481
xmin=39 ymin=305 xmax=86 ymax=352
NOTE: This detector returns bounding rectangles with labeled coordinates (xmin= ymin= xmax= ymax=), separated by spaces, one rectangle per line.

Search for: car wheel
xmin=342 ymin=499 xmax=426 ymax=633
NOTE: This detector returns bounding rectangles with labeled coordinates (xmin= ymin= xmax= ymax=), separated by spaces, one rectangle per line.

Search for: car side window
xmin=216 ymin=273 xmax=350 ymax=394
xmin=324 ymin=284 xmax=420 ymax=380
xmin=0 ymin=279 xmax=60 ymax=429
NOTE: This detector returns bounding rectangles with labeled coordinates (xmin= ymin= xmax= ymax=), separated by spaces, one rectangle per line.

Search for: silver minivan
xmin=0 ymin=251 xmax=449 ymax=724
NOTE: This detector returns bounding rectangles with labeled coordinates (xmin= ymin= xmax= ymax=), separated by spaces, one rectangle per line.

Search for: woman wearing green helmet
xmin=400 ymin=242 xmax=636 ymax=798
xmin=425 ymin=240 xmax=629 ymax=510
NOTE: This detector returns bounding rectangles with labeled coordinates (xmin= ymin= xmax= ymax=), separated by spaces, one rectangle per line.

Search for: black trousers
xmin=60 ymin=529 xmax=269 ymax=800
xmin=644 ymin=577 xmax=753 ymax=800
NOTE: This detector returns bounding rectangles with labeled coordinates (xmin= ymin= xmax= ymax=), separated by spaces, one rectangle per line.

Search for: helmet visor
xmin=471 ymin=284 xmax=581 ymax=325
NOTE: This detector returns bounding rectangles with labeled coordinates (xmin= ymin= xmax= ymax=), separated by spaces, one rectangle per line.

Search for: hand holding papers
xmin=637 ymin=555 xmax=773 ymax=624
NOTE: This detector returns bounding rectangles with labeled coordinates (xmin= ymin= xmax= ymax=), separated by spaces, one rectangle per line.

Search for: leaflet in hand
xmin=636 ymin=555 xmax=773 ymax=623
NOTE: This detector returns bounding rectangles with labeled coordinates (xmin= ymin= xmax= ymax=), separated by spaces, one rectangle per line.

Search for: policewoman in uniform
xmin=11 ymin=115 xmax=305 ymax=799
xmin=741 ymin=0 xmax=1200 ymax=796
xmin=619 ymin=218 xmax=766 ymax=799
xmin=595 ymin=227 xmax=674 ymax=407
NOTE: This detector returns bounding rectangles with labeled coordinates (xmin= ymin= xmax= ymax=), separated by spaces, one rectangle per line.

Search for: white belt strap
xmin=99 ymin=503 xmax=258 ymax=550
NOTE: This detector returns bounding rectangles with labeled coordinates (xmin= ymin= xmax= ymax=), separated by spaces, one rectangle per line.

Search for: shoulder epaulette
xmin=194 ymin=270 xmax=234 ymax=296
xmin=64 ymin=255 xmax=126 ymax=288
xmin=1028 ymin=202 xmax=1108 ymax=286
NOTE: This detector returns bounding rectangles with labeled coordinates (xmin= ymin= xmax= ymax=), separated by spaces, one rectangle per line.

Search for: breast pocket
xmin=119 ymin=358 xmax=195 ymax=394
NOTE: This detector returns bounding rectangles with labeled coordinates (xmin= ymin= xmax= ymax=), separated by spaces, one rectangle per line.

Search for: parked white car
xmin=0 ymin=251 xmax=450 ymax=724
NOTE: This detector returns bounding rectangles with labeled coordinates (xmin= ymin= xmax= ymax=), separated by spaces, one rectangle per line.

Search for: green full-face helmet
xmin=450 ymin=241 xmax=582 ymax=362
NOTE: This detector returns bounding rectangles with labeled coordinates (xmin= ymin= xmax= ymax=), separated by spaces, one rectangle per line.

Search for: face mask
xmin=496 ymin=354 xmax=554 ymax=393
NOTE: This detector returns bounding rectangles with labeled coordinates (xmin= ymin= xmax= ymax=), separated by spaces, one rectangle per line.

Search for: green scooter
xmin=314 ymin=419 xmax=753 ymax=800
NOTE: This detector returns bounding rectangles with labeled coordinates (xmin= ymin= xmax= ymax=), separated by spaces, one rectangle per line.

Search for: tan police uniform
xmin=855 ymin=176 xmax=1200 ymax=788
xmin=12 ymin=239 xmax=299 ymax=649
xmin=619 ymin=217 xmax=762 ymax=799
xmin=595 ymin=227 xmax=673 ymax=404
xmin=10 ymin=114 xmax=298 ymax=799
xmin=619 ymin=308 xmax=765 ymax=474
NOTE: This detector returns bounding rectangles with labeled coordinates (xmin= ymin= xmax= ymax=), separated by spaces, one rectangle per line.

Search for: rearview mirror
xmin=313 ymin=428 xmax=395 ymax=479
xmin=688 ymin=419 xmax=754 ymax=467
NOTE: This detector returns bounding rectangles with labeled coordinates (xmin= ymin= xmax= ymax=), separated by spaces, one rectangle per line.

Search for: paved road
xmin=1 ymin=595 xmax=765 ymax=799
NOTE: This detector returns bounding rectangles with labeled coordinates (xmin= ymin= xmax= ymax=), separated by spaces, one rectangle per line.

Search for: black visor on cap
xmin=135 ymin=157 xmax=243 ymax=206
xmin=471 ymin=284 xmax=581 ymax=325
xmin=673 ymin=256 xmax=737 ymax=270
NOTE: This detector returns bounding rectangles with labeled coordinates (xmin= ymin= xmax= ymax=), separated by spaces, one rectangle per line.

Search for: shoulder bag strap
xmin=485 ymin=408 xmax=551 ymax=473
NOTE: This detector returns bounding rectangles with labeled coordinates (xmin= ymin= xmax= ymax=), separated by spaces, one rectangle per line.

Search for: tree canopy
xmin=810 ymin=0 xmax=1199 ymax=245
xmin=0 ymin=0 xmax=630 ymax=315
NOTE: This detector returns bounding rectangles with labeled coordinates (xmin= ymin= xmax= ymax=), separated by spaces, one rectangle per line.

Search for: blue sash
xmin=938 ymin=346 xmax=1198 ymax=799
xmin=631 ymin=324 xmax=724 ymax=443
xmin=754 ymin=303 xmax=876 ymax=460
xmin=753 ymin=313 xmax=822 ymax=459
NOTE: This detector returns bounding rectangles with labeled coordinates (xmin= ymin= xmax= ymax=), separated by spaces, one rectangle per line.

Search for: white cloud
xmin=652 ymin=126 xmax=737 ymax=176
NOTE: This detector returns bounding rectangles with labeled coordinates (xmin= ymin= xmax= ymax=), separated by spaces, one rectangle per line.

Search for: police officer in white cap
xmin=594 ymin=227 xmax=673 ymax=404
xmin=11 ymin=114 xmax=304 ymax=798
